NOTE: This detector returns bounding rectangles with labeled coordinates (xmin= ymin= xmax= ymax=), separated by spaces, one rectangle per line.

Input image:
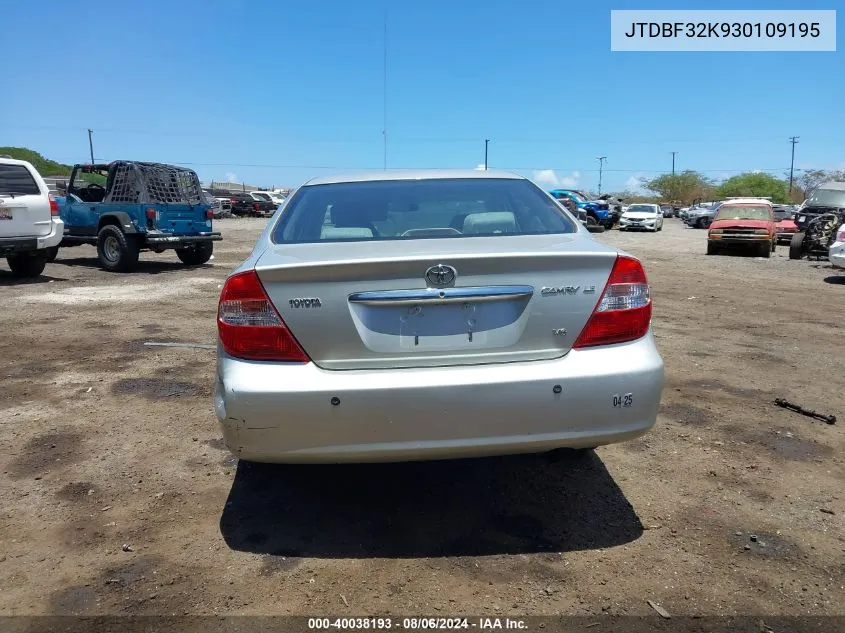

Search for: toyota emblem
xmin=425 ymin=264 xmax=457 ymax=288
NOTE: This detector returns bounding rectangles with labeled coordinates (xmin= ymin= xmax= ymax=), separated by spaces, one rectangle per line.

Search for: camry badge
xmin=541 ymin=285 xmax=596 ymax=296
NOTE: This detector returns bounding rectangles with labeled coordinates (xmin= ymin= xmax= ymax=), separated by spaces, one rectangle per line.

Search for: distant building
xmin=203 ymin=181 xmax=292 ymax=197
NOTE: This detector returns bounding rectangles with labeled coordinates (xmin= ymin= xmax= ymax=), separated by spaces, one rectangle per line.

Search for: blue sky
xmin=2 ymin=0 xmax=842 ymax=192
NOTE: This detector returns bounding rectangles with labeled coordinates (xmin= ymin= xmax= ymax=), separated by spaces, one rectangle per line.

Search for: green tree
xmin=715 ymin=172 xmax=789 ymax=203
xmin=642 ymin=171 xmax=714 ymax=205
xmin=0 ymin=147 xmax=73 ymax=176
xmin=791 ymin=169 xmax=845 ymax=200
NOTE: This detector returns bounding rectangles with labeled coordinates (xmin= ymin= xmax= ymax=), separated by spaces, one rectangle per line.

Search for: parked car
xmin=54 ymin=161 xmax=221 ymax=272
xmin=618 ymin=204 xmax=664 ymax=232
xmin=215 ymin=170 xmax=665 ymax=463
xmin=264 ymin=191 xmax=286 ymax=205
xmin=829 ymin=223 xmax=845 ymax=271
xmin=597 ymin=194 xmax=624 ymax=226
xmin=248 ymin=192 xmax=279 ymax=216
xmin=228 ymin=192 xmax=264 ymax=217
xmin=0 ymin=157 xmax=64 ymax=277
xmin=706 ymin=198 xmax=776 ymax=257
xmin=660 ymin=205 xmax=674 ymax=218
xmin=203 ymin=191 xmax=232 ymax=218
xmin=553 ymin=195 xmax=585 ymax=223
xmin=549 ymin=189 xmax=615 ymax=229
xmin=685 ymin=201 xmax=723 ymax=229
xmin=788 ymin=182 xmax=845 ymax=260
xmin=773 ymin=205 xmax=798 ymax=245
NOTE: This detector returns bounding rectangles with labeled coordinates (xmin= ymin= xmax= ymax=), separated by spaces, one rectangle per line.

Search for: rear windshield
xmin=806 ymin=188 xmax=845 ymax=207
xmin=273 ymin=178 xmax=578 ymax=243
xmin=0 ymin=164 xmax=41 ymax=196
xmin=714 ymin=205 xmax=772 ymax=221
xmin=252 ymin=192 xmax=271 ymax=201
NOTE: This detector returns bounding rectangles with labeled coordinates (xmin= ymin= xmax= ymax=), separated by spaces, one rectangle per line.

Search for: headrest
xmin=462 ymin=211 xmax=517 ymax=234
xmin=330 ymin=200 xmax=388 ymax=226
xmin=320 ymin=226 xmax=374 ymax=240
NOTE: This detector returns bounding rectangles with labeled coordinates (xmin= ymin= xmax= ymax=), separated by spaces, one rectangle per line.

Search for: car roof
xmin=718 ymin=198 xmax=773 ymax=206
xmin=817 ymin=181 xmax=845 ymax=191
xmin=303 ymin=169 xmax=523 ymax=186
xmin=0 ymin=157 xmax=34 ymax=168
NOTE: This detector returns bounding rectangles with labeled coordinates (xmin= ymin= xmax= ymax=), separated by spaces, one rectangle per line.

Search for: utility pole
xmin=671 ymin=151 xmax=678 ymax=175
xmin=788 ymin=136 xmax=799 ymax=195
xmin=87 ymin=129 xmax=95 ymax=164
xmin=596 ymin=156 xmax=607 ymax=195
xmin=484 ymin=139 xmax=489 ymax=170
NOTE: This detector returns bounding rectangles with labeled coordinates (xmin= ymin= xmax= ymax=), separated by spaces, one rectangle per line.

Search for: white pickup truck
xmin=0 ymin=157 xmax=64 ymax=278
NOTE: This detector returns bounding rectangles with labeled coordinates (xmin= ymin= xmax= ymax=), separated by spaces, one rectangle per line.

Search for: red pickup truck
xmin=706 ymin=199 xmax=777 ymax=258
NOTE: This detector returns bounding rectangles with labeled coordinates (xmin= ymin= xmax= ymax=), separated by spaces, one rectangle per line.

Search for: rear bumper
xmin=145 ymin=232 xmax=222 ymax=246
xmin=0 ymin=237 xmax=38 ymax=255
xmin=709 ymin=235 xmax=771 ymax=244
xmin=0 ymin=219 xmax=63 ymax=255
xmin=215 ymin=332 xmax=665 ymax=463
xmin=619 ymin=222 xmax=656 ymax=230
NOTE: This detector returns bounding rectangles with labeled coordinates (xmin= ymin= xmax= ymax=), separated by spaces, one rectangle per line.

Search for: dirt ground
xmin=0 ymin=218 xmax=843 ymax=619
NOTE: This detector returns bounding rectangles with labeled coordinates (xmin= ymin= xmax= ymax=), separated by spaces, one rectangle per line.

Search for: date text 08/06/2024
xmin=308 ymin=617 xmax=529 ymax=630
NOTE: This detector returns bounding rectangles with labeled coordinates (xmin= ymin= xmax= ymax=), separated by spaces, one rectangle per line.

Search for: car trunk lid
xmin=255 ymin=235 xmax=618 ymax=370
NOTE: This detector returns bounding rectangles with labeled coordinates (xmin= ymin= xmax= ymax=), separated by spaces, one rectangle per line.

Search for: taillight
xmin=206 ymin=209 xmax=214 ymax=219
xmin=49 ymin=193 xmax=59 ymax=216
xmin=145 ymin=208 xmax=157 ymax=220
xmin=837 ymin=227 xmax=845 ymax=243
xmin=218 ymin=270 xmax=310 ymax=362
xmin=230 ymin=198 xmax=237 ymax=204
xmin=573 ymin=255 xmax=652 ymax=349
xmin=253 ymin=202 xmax=260 ymax=210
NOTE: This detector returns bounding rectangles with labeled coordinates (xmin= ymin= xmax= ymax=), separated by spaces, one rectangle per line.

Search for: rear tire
xmin=176 ymin=242 xmax=213 ymax=266
xmin=789 ymin=232 xmax=805 ymax=260
xmin=97 ymin=224 xmax=140 ymax=273
xmin=6 ymin=253 xmax=47 ymax=278
xmin=45 ymin=246 xmax=59 ymax=263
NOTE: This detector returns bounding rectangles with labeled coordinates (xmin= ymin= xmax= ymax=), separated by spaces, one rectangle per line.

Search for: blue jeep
xmin=53 ymin=161 xmax=222 ymax=272
xmin=549 ymin=189 xmax=616 ymax=229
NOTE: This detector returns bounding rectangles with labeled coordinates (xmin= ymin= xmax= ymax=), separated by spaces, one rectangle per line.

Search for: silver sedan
xmin=214 ymin=170 xmax=664 ymax=463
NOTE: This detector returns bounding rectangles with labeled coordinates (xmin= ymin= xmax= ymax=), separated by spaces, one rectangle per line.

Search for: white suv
xmin=0 ymin=157 xmax=64 ymax=278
